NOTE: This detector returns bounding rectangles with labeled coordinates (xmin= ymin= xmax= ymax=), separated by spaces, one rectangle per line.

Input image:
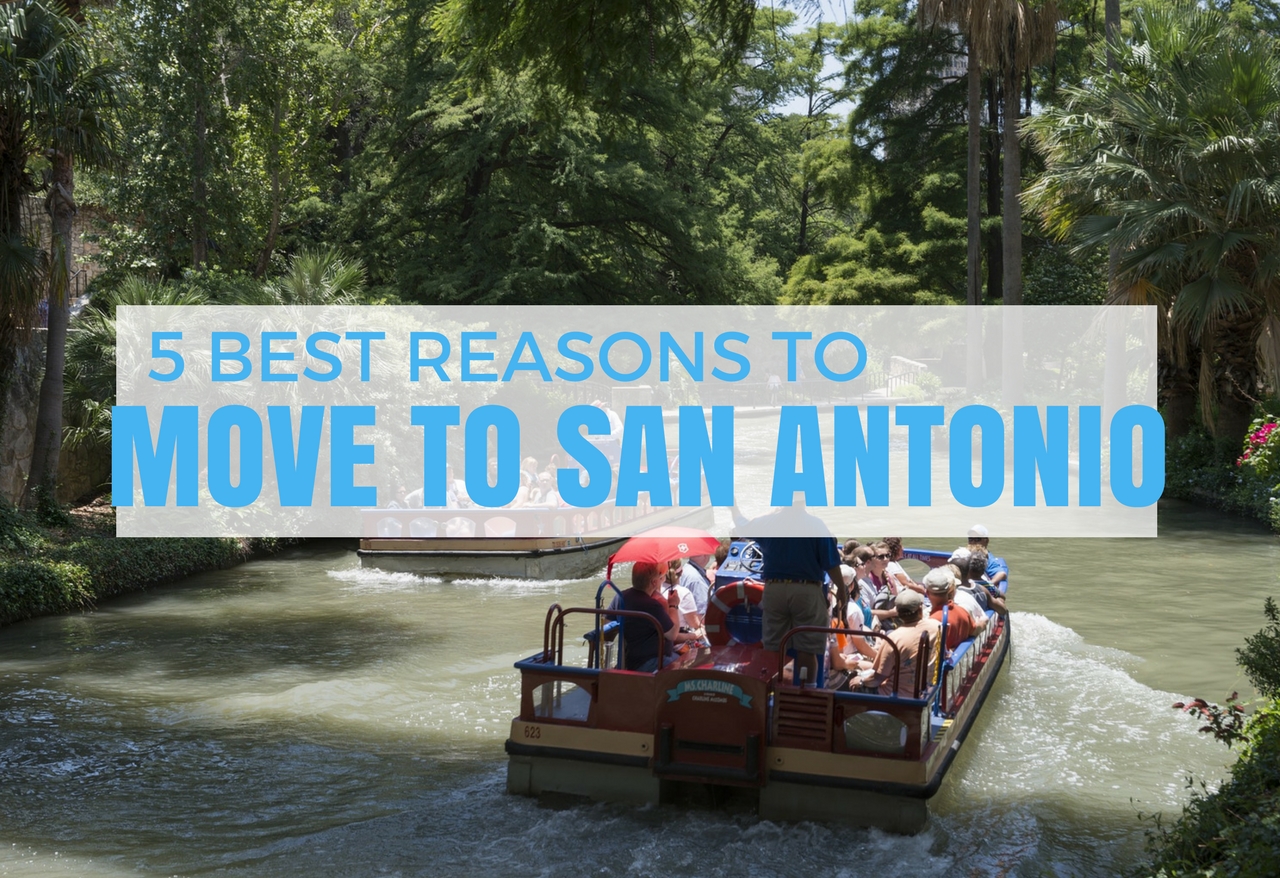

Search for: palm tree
xmin=63 ymin=277 xmax=209 ymax=458
xmin=17 ymin=1 xmax=119 ymax=511
xmin=920 ymin=0 xmax=1057 ymax=309
xmin=1027 ymin=5 xmax=1280 ymax=442
xmin=0 ymin=3 xmax=63 ymax=454
xmin=235 ymin=248 xmax=368 ymax=306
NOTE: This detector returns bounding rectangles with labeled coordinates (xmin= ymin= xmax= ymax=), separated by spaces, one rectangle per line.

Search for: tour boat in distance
xmin=357 ymin=502 xmax=715 ymax=579
xmin=504 ymin=545 xmax=1009 ymax=832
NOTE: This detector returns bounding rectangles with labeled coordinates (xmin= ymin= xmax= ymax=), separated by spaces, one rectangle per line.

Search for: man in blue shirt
xmin=741 ymin=503 xmax=846 ymax=685
xmin=966 ymin=524 xmax=1009 ymax=587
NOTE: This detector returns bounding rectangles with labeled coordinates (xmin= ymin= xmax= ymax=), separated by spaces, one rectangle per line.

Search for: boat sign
xmin=665 ymin=679 xmax=753 ymax=707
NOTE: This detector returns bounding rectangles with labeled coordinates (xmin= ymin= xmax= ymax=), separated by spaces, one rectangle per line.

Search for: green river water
xmin=1 ymin=499 xmax=1275 ymax=877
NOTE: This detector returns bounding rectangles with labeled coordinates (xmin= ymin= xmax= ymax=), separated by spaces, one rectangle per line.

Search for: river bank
xmin=0 ymin=497 xmax=293 ymax=627
xmin=1165 ymin=428 xmax=1280 ymax=534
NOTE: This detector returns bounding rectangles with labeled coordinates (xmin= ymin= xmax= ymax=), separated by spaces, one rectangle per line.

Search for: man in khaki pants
xmin=745 ymin=503 xmax=847 ymax=686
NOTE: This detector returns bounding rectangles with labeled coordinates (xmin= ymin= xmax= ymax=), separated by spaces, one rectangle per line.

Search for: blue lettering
xmin=208 ymin=405 xmax=263 ymax=507
xmin=554 ymin=332 xmax=594 ymax=382
xmin=111 ymin=405 xmax=198 ymax=507
xmin=461 ymin=331 xmax=497 ymax=382
xmin=330 ymin=406 xmax=377 ymax=506
xmin=711 ymin=331 xmax=750 ymax=381
xmin=465 ymin=405 xmax=519 ymax=506
xmin=261 ymin=331 xmax=296 ymax=382
xmin=896 ymin=406 xmax=945 ymax=506
xmin=411 ymin=406 xmax=461 ymax=506
xmin=770 ymin=405 xmax=826 ymax=505
xmin=410 ymin=332 xmax=451 ymax=382
xmin=556 ymin=405 xmax=612 ymax=505
xmin=950 ymin=405 xmax=1004 ymax=507
xmin=1079 ymin=405 xmax=1102 ymax=506
xmin=268 ymin=406 xmax=324 ymax=506
xmin=212 ymin=331 xmax=251 ymax=381
xmin=660 ymin=332 xmax=704 ymax=382
xmin=617 ymin=406 xmax=671 ymax=506
xmin=344 ymin=331 xmax=383 ymax=382
xmin=1110 ymin=405 xmax=1164 ymax=507
xmin=814 ymin=332 xmax=866 ymax=382
xmin=1013 ymin=406 xmax=1068 ymax=506
xmin=303 ymin=332 xmax=342 ymax=381
xmin=502 ymin=332 xmax=553 ymax=382
xmin=600 ymin=332 xmax=652 ymax=382
xmin=678 ymin=406 xmax=733 ymax=505
xmin=772 ymin=331 xmax=811 ymax=381
xmin=834 ymin=406 xmax=888 ymax=506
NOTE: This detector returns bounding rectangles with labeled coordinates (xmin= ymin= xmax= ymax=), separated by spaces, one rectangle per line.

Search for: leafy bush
xmin=1239 ymin=598 xmax=1280 ymax=701
xmin=1023 ymin=241 xmax=1106 ymax=306
xmin=1165 ymin=428 xmax=1279 ymax=529
xmin=1 ymin=503 xmax=294 ymax=627
xmin=1144 ymin=599 xmax=1280 ymax=876
xmin=0 ymin=559 xmax=93 ymax=624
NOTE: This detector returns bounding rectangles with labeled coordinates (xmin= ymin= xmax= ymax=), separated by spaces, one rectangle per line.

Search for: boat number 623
xmin=523 ymin=724 xmax=542 ymax=739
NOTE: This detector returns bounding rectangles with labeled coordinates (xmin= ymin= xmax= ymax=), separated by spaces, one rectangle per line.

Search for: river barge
xmin=358 ymin=503 xmax=715 ymax=579
xmin=505 ymin=547 xmax=1009 ymax=832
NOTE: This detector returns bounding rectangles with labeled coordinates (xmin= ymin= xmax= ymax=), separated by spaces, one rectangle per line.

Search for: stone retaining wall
xmin=0 ymin=331 xmax=110 ymax=505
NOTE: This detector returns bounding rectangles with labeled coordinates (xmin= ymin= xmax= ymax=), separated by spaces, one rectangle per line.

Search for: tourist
xmin=857 ymin=590 xmax=938 ymax=698
xmin=611 ymin=561 xmax=701 ymax=672
xmin=884 ymin=537 xmax=925 ymax=595
xmin=679 ymin=552 xmax=713 ymax=618
xmin=966 ymin=524 xmax=1009 ymax=587
xmin=924 ymin=567 xmax=975 ymax=650
xmin=966 ymin=549 xmax=1008 ymax=616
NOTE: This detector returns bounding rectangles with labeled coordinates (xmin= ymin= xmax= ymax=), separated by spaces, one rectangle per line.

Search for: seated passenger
xmin=663 ymin=561 xmax=704 ymax=638
xmin=924 ymin=567 xmax=976 ymax=649
xmin=945 ymin=550 xmax=988 ymax=632
xmin=856 ymin=591 xmax=938 ymax=698
xmin=965 ymin=549 xmax=1008 ymax=616
xmin=884 ymin=537 xmax=925 ymax=595
xmin=610 ymin=561 xmax=702 ymax=672
xmin=966 ymin=524 xmax=1009 ymax=588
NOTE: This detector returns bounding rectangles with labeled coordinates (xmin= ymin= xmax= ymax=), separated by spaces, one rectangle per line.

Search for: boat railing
xmin=544 ymin=606 xmax=669 ymax=672
xmin=776 ymin=626 xmax=922 ymax=697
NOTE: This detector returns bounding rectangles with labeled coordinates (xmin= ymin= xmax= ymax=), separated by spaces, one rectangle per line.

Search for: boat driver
xmin=740 ymin=501 xmax=847 ymax=687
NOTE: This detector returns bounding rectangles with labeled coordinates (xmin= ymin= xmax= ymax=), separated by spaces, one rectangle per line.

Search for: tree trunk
xmin=1001 ymin=60 xmax=1022 ymax=306
xmin=1212 ymin=305 xmax=1264 ymax=443
xmin=254 ymin=99 xmax=284 ymax=278
xmin=1105 ymin=0 xmax=1121 ymax=70
xmin=966 ymin=45 xmax=981 ymax=307
xmin=986 ymin=75 xmax=1002 ymax=301
xmin=192 ymin=98 xmax=208 ymax=269
xmin=22 ymin=151 xmax=75 ymax=511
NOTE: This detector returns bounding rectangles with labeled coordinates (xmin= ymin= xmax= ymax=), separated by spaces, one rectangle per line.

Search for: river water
xmin=1 ymin=499 xmax=1276 ymax=877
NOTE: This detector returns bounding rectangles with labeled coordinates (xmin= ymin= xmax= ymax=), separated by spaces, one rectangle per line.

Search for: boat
xmin=504 ymin=544 xmax=1010 ymax=832
xmin=357 ymin=502 xmax=716 ymax=579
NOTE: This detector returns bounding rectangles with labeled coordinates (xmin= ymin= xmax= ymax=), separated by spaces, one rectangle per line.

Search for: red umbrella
xmin=607 ymin=526 xmax=722 ymax=579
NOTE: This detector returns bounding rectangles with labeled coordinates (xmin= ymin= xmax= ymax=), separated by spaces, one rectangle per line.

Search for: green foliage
xmin=0 ymin=501 xmax=294 ymax=626
xmin=784 ymin=0 xmax=968 ymax=305
xmin=1024 ymin=241 xmax=1106 ymax=306
xmin=0 ymin=500 xmax=41 ymax=553
xmin=1237 ymin=418 xmax=1280 ymax=482
xmin=0 ymin=558 xmax=93 ymax=625
xmin=1165 ymin=427 xmax=1280 ymax=528
xmin=1145 ymin=681 xmax=1280 ymax=876
xmin=1239 ymin=598 xmax=1280 ymax=701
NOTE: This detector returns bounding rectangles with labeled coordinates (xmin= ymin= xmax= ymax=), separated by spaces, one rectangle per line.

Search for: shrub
xmin=0 ymin=559 xmax=93 ymax=624
xmin=1145 ymin=599 xmax=1280 ymax=876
